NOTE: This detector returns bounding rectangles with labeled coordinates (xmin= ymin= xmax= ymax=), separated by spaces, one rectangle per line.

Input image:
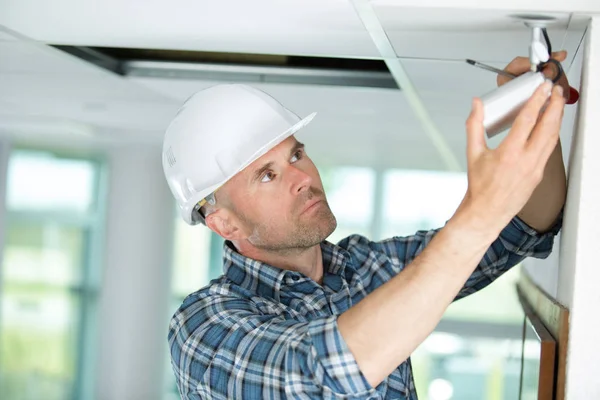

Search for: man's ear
xmin=205 ymin=209 xmax=247 ymax=241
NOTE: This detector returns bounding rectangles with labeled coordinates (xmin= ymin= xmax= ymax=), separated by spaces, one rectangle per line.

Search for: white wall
xmin=96 ymin=144 xmax=174 ymax=400
xmin=523 ymin=28 xmax=586 ymax=299
xmin=559 ymin=16 xmax=600 ymax=399
xmin=525 ymin=16 xmax=600 ymax=398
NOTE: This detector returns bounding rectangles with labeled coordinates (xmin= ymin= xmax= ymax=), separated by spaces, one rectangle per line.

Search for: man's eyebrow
xmin=251 ymin=141 xmax=305 ymax=183
xmin=252 ymin=161 xmax=274 ymax=183
xmin=290 ymin=141 xmax=305 ymax=158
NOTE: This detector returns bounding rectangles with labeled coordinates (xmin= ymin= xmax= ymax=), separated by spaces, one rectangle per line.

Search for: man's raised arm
xmin=338 ymin=80 xmax=566 ymax=388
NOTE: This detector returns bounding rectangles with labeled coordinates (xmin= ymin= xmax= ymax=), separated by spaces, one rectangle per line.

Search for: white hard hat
xmin=162 ymin=84 xmax=316 ymax=225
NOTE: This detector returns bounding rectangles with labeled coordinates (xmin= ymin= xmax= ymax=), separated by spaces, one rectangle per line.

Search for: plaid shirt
xmin=169 ymin=215 xmax=561 ymax=399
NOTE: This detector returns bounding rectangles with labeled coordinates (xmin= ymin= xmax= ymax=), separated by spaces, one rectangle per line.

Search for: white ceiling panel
xmin=398 ymin=58 xmax=504 ymax=94
xmin=0 ymin=25 xmax=110 ymax=77
xmin=372 ymin=6 xmax=587 ymax=65
xmin=0 ymin=41 xmax=107 ymax=76
xmin=130 ymin=76 xmax=454 ymax=170
xmin=367 ymin=0 xmax=600 ymax=13
xmin=0 ymin=31 xmax=180 ymax=142
xmin=0 ymin=4 xmax=590 ymax=172
xmin=0 ymin=74 xmax=178 ymax=133
xmin=129 ymin=77 xmax=407 ymax=117
xmin=0 ymin=25 xmax=18 ymax=41
xmin=0 ymin=0 xmax=380 ymax=59
xmin=1 ymin=73 xmax=170 ymax=103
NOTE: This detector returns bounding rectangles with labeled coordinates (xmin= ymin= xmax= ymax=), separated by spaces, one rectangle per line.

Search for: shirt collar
xmin=222 ymin=240 xmax=353 ymax=299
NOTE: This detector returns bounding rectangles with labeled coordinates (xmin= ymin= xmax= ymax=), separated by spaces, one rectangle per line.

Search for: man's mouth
xmin=301 ymin=198 xmax=322 ymax=214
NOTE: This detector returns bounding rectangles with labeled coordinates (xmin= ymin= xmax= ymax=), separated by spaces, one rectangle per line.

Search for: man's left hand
xmin=497 ymin=50 xmax=579 ymax=105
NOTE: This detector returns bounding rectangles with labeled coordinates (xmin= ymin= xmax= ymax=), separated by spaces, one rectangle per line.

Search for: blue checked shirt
xmin=169 ymin=215 xmax=561 ymax=399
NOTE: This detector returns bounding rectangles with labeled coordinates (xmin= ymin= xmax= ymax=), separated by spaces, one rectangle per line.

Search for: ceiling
xmin=0 ymin=1 xmax=592 ymax=171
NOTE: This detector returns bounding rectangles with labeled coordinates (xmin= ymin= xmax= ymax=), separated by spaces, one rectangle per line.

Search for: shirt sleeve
xmin=456 ymin=212 xmax=562 ymax=299
xmin=341 ymin=212 xmax=562 ymax=299
xmin=168 ymin=295 xmax=378 ymax=400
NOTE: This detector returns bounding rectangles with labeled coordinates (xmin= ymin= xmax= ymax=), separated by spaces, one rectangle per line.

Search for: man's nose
xmin=288 ymin=165 xmax=312 ymax=195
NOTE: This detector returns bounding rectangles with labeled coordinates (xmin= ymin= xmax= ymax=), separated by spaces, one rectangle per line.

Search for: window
xmin=165 ymin=211 xmax=222 ymax=399
xmin=320 ymin=166 xmax=376 ymax=243
xmin=381 ymin=168 xmax=525 ymax=399
xmin=411 ymin=332 xmax=524 ymax=400
xmin=171 ymin=218 xmax=214 ymax=299
xmin=0 ymin=150 xmax=104 ymax=400
xmin=381 ymin=169 xmax=467 ymax=238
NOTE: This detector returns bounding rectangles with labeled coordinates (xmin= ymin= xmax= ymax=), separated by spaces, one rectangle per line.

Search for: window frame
xmin=0 ymin=143 xmax=108 ymax=400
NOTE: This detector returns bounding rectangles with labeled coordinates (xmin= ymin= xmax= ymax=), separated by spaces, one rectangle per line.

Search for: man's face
xmin=221 ymin=136 xmax=337 ymax=251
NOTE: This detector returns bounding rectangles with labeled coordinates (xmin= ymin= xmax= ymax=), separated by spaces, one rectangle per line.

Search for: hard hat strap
xmin=197 ymin=191 xmax=217 ymax=208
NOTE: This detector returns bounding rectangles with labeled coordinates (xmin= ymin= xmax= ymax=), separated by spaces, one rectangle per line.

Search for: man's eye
xmin=291 ymin=150 xmax=303 ymax=163
xmin=261 ymin=171 xmax=275 ymax=183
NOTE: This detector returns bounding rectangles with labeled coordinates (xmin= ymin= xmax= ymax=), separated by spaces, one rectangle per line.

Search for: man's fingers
xmin=497 ymin=56 xmax=529 ymax=86
xmin=551 ymin=50 xmax=568 ymax=62
xmin=528 ymin=85 xmax=565 ymax=160
xmin=466 ymin=98 xmax=487 ymax=162
xmin=506 ymin=80 xmax=553 ymax=145
xmin=498 ymin=51 xmax=567 ymax=87
xmin=504 ymin=56 xmax=530 ymax=76
xmin=548 ymin=51 xmax=574 ymax=103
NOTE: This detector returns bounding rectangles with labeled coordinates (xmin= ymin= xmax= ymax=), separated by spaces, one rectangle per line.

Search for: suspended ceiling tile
xmin=399 ymin=57 xmax=507 ymax=97
xmin=0 ymin=72 xmax=173 ymax=104
xmin=129 ymin=77 xmax=431 ymax=144
xmin=298 ymin=117 xmax=449 ymax=172
xmin=382 ymin=58 xmax=500 ymax=157
xmin=130 ymin=76 xmax=450 ymax=170
xmin=130 ymin=77 xmax=409 ymax=118
xmin=0 ymin=0 xmax=380 ymax=59
xmin=0 ymin=26 xmax=111 ymax=77
xmin=372 ymin=6 xmax=578 ymax=63
xmin=56 ymin=101 xmax=179 ymax=133
xmin=307 ymin=128 xmax=450 ymax=171
xmin=369 ymin=0 xmax=600 ymax=13
xmin=0 ymin=25 xmax=19 ymax=41
xmin=0 ymin=99 xmax=180 ymax=142
xmin=0 ymin=41 xmax=105 ymax=76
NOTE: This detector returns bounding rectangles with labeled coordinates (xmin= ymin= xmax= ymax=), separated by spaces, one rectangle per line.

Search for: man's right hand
xmin=338 ymin=79 xmax=566 ymax=389
xmin=457 ymin=80 xmax=565 ymax=239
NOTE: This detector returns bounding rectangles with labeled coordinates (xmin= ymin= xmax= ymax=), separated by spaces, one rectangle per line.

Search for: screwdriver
xmin=466 ymin=59 xmax=517 ymax=79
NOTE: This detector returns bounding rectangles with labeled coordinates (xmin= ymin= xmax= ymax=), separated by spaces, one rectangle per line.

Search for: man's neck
xmin=234 ymin=242 xmax=325 ymax=285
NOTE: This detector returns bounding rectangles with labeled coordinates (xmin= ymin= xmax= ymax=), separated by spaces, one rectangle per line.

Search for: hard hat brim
xmin=183 ymin=111 xmax=317 ymax=225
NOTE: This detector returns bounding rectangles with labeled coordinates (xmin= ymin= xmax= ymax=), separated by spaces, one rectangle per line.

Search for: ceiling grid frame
xmin=349 ymin=0 xmax=462 ymax=172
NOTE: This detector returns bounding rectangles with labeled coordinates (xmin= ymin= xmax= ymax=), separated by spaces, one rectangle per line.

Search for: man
xmin=163 ymin=51 xmax=573 ymax=399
